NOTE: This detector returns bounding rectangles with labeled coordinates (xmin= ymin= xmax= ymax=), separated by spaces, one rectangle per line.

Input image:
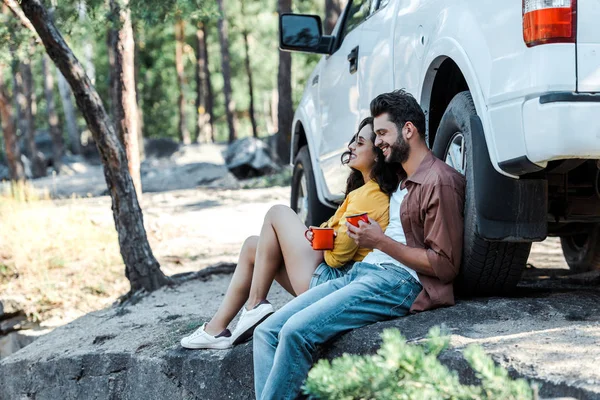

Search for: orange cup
xmin=346 ymin=212 xmax=369 ymax=227
xmin=305 ymin=227 xmax=334 ymax=250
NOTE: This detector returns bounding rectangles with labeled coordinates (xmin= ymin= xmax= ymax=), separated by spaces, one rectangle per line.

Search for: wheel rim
xmin=296 ymin=170 xmax=309 ymax=223
xmin=444 ymin=132 xmax=466 ymax=175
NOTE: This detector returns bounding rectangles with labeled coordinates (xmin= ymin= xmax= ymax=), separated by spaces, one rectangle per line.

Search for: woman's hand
xmin=305 ymin=226 xmax=337 ymax=245
xmin=345 ymin=217 xmax=384 ymax=249
xmin=305 ymin=226 xmax=315 ymax=244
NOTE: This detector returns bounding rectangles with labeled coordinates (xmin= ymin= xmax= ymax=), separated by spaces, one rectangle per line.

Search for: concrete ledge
xmin=1 ymin=274 xmax=599 ymax=400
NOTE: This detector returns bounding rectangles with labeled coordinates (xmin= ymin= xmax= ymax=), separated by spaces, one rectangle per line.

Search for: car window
xmin=342 ymin=0 xmax=374 ymax=37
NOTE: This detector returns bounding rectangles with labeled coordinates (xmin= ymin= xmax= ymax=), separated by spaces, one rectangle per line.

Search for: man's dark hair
xmin=370 ymin=90 xmax=426 ymax=141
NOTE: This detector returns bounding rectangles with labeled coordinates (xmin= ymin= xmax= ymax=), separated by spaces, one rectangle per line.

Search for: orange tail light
xmin=523 ymin=0 xmax=577 ymax=47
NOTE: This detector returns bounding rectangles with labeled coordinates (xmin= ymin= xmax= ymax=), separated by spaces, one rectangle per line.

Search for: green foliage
xmin=0 ymin=0 xmax=326 ymax=157
xmin=303 ymin=327 xmax=535 ymax=400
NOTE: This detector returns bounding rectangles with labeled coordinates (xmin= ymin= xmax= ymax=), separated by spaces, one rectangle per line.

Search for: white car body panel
xmin=577 ymin=0 xmax=600 ymax=92
xmin=291 ymin=0 xmax=599 ymax=205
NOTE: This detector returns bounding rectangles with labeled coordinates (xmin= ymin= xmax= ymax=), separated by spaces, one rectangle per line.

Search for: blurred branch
xmin=2 ymin=0 xmax=41 ymax=43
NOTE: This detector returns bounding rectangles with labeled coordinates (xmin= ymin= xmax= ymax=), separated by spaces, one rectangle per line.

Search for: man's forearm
xmin=376 ymin=236 xmax=436 ymax=276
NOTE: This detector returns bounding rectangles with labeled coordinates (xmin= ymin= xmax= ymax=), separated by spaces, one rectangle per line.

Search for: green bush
xmin=303 ymin=327 xmax=535 ymax=400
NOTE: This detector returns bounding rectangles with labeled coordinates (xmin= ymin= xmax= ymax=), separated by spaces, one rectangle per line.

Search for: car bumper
xmin=523 ymin=93 xmax=600 ymax=166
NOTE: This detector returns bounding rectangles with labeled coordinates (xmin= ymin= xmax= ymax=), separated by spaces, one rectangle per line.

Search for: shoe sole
xmin=181 ymin=341 xmax=232 ymax=350
xmin=231 ymin=312 xmax=273 ymax=346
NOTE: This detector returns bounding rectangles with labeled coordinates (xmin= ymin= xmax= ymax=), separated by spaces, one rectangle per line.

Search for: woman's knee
xmin=264 ymin=204 xmax=293 ymax=224
xmin=240 ymin=235 xmax=259 ymax=261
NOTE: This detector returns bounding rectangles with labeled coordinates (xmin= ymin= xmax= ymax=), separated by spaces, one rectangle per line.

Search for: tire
xmin=560 ymin=224 xmax=600 ymax=272
xmin=291 ymin=146 xmax=335 ymax=226
xmin=432 ymin=91 xmax=532 ymax=296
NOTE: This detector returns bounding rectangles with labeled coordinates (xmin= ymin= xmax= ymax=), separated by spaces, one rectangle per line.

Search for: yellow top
xmin=319 ymin=179 xmax=390 ymax=268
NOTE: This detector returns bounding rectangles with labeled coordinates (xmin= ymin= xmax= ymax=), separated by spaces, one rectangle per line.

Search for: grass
xmin=0 ymin=181 xmax=128 ymax=326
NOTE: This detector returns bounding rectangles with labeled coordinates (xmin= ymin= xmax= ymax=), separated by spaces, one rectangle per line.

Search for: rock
xmin=0 ymin=329 xmax=48 ymax=360
xmin=223 ymin=137 xmax=279 ymax=179
xmin=0 ymin=299 xmax=23 ymax=317
xmin=0 ymin=313 xmax=30 ymax=335
xmin=144 ymin=138 xmax=180 ymax=159
xmin=140 ymin=162 xmax=237 ymax=192
xmin=1 ymin=273 xmax=599 ymax=400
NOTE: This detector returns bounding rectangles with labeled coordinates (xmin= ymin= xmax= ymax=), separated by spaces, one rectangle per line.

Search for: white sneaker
xmin=230 ymin=301 xmax=275 ymax=345
xmin=180 ymin=323 xmax=232 ymax=350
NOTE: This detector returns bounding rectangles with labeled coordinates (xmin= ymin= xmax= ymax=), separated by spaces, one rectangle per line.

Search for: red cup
xmin=304 ymin=227 xmax=334 ymax=250
xmin=346 ymin=212 xmax=369 ymax=227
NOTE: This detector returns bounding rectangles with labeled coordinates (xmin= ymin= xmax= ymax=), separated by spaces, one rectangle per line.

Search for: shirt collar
xmin=400 ymin=151 xmax=435 ymax=189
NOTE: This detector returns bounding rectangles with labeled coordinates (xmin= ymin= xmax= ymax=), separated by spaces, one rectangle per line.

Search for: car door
xmin=357 ymin=0 xmax=397 ymax=118
xmin=318 ymin=0 xmax=377 ymax=201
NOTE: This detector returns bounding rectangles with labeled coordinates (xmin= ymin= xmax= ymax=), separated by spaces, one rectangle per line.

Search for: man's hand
xmin=345 ymin=217 xmax=385 ymax=249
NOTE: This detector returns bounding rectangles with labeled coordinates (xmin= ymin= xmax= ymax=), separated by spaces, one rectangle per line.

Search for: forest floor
xmin=0 ymin=143 xmax=570 ymax=333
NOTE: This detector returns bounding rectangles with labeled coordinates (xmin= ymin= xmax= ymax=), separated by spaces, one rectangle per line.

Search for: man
xmin=253 ymin=90 xmax=465 ymax=400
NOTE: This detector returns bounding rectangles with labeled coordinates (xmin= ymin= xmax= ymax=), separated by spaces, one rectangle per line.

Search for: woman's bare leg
xmin=247 ymin=205 xmax=324 ymax=309
xmin=204 ymin=236 xmax=259 ymax=335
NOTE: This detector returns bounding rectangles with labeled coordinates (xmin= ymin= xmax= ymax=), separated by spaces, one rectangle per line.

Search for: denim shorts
xmin=309 ymin=262 xmax=354 ymax=289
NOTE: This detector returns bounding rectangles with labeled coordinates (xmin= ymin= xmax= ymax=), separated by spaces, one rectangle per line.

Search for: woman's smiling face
xmin=347 ymin=123 xmax=376 ymax=173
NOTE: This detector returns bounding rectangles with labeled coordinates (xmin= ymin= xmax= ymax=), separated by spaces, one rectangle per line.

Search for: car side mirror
xmin=279 ymin=14 xmax=334 ymax=55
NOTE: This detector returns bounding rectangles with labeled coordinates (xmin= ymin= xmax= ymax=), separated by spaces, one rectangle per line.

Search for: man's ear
xmin=404 ymin=121 xmax=416 ymax=140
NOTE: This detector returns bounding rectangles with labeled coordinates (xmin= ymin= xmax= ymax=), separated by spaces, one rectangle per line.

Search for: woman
xmin=181 ymin=117 xmax=400 ymax=349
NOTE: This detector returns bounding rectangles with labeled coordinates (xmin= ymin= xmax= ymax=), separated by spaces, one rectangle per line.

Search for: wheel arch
xmin=419 ymin=41 xmax=514 ymax=179
xmin=291 ymin=119 xmax=308 ymax=164
xmin=420 ymin=57 xmax=469 ymax=149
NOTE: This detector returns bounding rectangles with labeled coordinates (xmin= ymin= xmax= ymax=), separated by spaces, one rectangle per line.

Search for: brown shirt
xmin=400 ymin=152 xmax=466 ymax=312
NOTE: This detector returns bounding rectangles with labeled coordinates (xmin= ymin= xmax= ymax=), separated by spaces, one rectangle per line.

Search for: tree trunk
xmin=216 ymin=0 xmax=236 ymax=143
xmin=20 ymin=58 xmax=47 ymax=178
xmin=42 ymin=54 xmax=64 ymax=172
xmin=240 ymin=0 xmax=258 ymax=138
xmin=195 ymin=22 xmax=213 ymax=144
xmin=18 ymin=0 xmax=169 ymax=293
xmin=0 ymin=65 xmax=25 ymax=182
xmin=325 ymin=0 xmax=343 ymax=35
xmin=202 ymin=23 xmax=215 ymax=143
xmin=56 ymin=68 xmax=80 ymax=154
xmin=242 ymin=32 xmax=257 ymax=138
xmin=133 ymin=25 xmax=145 ymax=160
xmin=276 ymin=0 xmax=293 ymax=164
xmin=175 ymin=18 xmax=191 ymax=145
xmin=110 ymin=0 xmax=142 ymax=200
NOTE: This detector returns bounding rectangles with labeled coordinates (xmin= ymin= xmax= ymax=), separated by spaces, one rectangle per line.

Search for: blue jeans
xmin=253 ymin=262 xmax=422 ymax=400
xmin=309 ymin=261 xmax=354 ymax=289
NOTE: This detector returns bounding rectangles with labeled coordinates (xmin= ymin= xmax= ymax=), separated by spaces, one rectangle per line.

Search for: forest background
xmin=0 ymin=0 xmax=345 ymax=173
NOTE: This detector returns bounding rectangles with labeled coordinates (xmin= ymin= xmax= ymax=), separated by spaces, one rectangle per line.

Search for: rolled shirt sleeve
xmin=423 ymin=184 xmax=464 ymax=283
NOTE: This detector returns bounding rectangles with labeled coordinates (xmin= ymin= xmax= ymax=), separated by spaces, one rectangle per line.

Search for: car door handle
xmin=347 ymin=46 xmax=359 ymax=74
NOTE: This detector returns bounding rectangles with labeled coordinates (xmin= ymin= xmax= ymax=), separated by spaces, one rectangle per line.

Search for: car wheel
xmin=291 ymin=146 xmax=335 ymax=227
xmin=432 ymin=91 xmax=532 ymax=295
xmin=560 ymin=224 xmax=600 ymax=272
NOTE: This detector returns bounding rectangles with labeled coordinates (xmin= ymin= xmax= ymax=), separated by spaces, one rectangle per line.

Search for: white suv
xmin=280 ymin=0 xmax=600 ymax=294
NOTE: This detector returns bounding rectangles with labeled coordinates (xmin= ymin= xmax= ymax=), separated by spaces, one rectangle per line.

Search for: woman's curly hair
xmin=340 ymin=117 xmax=404 ymax=197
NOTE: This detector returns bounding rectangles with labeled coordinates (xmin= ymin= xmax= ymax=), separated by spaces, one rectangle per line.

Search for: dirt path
xmin=0 ymin=143 xmax=572 ymax=334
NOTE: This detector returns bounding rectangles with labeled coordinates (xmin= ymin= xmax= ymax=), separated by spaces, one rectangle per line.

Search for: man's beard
xmin=386 ymin=134 xmax=410 ymax=164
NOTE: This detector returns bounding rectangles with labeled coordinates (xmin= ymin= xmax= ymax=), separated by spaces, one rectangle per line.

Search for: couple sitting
xmin=181 ymin=90 xmax=466 ymax=399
